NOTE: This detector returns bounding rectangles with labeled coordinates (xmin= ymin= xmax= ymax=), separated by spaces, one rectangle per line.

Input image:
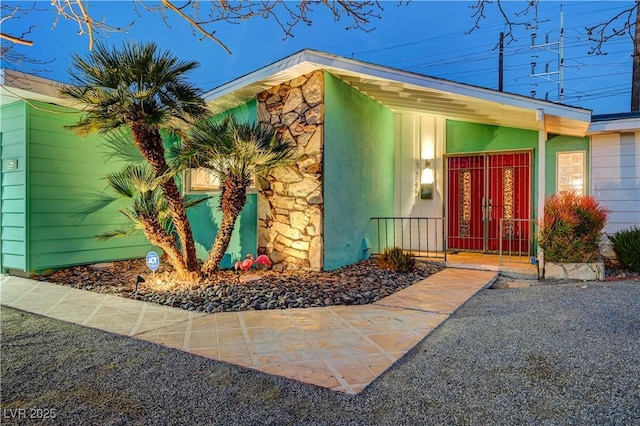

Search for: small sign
xmin=7 ymin=159 xmax=18 ymax=170
xmin=145 ymin=251 xmax=160 ymax=272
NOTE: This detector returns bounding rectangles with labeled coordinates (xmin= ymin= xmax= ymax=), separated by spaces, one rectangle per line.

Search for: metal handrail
xmin=370 ymin=217 xmax=446 ymax=260
xmin=499 ymin=218 xmax=538 ymax=265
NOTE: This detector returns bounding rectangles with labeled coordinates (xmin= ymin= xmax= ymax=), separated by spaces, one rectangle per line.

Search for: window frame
xmin=184 ymin=168 xmax=257 ymax=195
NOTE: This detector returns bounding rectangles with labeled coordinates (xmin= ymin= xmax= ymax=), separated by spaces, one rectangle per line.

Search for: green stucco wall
xmin=188 ymin=99 xmax=259 ymax=268
xmin=323 ymin=72 xmax=395 ymax=270
xmin=446 ymin=120 xmax=540 ymax=217
xmin=1 ymin=102 xmax=28 ymax=272
xmin=446 ymin=120 xmax=538 ymax=153
xmin=212 ymin=100 xmax=257 ymax=124
xmin=544 ymin=135 xmax=590 ymax=197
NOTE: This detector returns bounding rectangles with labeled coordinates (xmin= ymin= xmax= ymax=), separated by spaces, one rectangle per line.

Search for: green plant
xmin=538 ymin=192 xmax=608 ymax=263
xmin=62 ymin=41 xmax=210 ymax=277
xmin=609 ymin=226 xmax=640 ymax=272
xmin=377 ymin=247 xmax=416 ymax=272
xmin=177 ymin=116 xmax=298 ymax=274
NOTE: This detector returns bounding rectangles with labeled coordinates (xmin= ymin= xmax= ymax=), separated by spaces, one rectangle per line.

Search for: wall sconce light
xmin=420 ymin=159 xmax=434 ymax=200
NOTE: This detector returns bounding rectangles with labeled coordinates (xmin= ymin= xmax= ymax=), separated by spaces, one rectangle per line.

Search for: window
xmin=556 ymin=151 xmax=585 ymax=195
xmin=185 ymin=168 xmax=256 ymax=193
xmin=187 ymin=168 xmax=220 ymax=192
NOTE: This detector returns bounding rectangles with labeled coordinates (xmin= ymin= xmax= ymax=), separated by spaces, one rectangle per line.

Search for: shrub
xmin=609 ymin=226 xmax=640 ymax=272
xmin=377 ymin=247 xmax=416 ymax=272
xmin=538 ymin=192 xmax=608 ymax=263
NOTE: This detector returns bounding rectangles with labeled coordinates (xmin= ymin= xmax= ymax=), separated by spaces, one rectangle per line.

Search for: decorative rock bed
xmin=37 ymin=259 xmax=444 ymax=313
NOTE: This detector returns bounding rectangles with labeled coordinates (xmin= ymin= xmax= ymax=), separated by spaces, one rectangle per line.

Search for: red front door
xmin=447 ymin=152 xmax=532 ymax=254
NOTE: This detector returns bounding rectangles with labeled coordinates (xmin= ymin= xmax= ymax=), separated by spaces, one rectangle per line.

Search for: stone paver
xmin=0 ymin=268 xmax=496 ymax=394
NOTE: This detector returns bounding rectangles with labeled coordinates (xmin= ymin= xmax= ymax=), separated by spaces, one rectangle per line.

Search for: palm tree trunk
xmin=141 ymin=215 xmax=188 ymax=277
xmin=131 ymin=124 xmax=199 ymax=272
xmin=203 ymin=210 xmax=240 ymax=274
xmin=202 ymin=177 xmax=248 ymax=275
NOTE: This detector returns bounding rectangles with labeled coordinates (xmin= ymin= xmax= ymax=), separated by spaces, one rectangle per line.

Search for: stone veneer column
xmin=256 ymin=71 xmax=324 ymax=271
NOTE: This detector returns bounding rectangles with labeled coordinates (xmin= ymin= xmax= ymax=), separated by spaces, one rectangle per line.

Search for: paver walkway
xmin=0 ymin=268 xmax=496 ymax=394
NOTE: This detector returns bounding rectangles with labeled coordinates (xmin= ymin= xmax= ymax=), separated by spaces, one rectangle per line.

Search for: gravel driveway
xmin=2 ymin=280 xmax=639 ymax=425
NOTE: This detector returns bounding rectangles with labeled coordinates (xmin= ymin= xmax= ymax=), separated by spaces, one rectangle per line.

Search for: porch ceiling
xmin=205 ymin=50 xmax=591 ymax=138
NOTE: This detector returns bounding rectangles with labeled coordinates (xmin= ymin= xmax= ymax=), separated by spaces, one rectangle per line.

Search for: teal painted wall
xmin=324 ymin=72 xmax=395 ymax=270
xmin=26 ymin=101 xmax=153 ymax=272
xmin=1 ymin=102 xmax=28 ymax=272
xmin=446 ymin=120 xmax=540 ymax=217
xmin=188 ymin=99 xmax=259 ymax=268
xmin=545 ymin=135 xmax=590 ymax=197
xmin=187 ymin=195 xmax=257 ymax=268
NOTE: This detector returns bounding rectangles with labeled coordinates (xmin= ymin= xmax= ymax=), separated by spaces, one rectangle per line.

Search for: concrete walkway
xmin=0 ymin=268 xmax=496 ymax=394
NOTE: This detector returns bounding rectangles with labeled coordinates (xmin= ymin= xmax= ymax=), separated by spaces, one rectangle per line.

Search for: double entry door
xmin=447 ymin=152 xmax=532 ymax=254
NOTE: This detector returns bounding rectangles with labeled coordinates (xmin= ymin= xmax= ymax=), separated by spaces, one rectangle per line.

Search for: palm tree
xmin=179 ymin=117 xmax=298 ymax=274
xmin=86 ymin=163 xmax=208 ymax=278
xmin=61 ymin=41 xmax=210 ymax=276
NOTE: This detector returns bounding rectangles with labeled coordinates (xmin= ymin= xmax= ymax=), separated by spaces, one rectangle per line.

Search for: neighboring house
xmin=588 ymin=112 xmax=640 ymax=236
xmin=1 ymin=49 xmax=596 ymax=274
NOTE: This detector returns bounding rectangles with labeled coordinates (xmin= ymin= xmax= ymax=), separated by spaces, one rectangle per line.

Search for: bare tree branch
xmin=467 ymin=0 xmax=540 ymax=45
xmin=50 ymin=0 xmax=134 ymax=50
xmin=0 ymin=5 xmax=35 ymax=46
xmin=131 ymin=1 xmax=386 ymax=52
xmin=586 ymin=1 xmax=639 ymax=55
xmin=160 ymin=0 xmax=231 ymax=54
xmin=1 ymin=4 xmax=53 ymax=77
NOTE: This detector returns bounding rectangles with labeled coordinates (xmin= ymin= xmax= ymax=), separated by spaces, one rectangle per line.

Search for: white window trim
xmin=184 ymin=169 xmax=257 ymax=195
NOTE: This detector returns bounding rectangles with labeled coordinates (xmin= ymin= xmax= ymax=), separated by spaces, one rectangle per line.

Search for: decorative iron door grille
xmin=447 ymin=152 xmax=532 ymax=254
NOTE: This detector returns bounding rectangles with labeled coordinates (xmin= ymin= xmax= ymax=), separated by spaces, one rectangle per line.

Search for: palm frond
xmin=184 ymin=195 xmax=213 ymax=209
xmin=177 ymin=116 xmax=299 ymax=186
xmin=60 ymin=41 xmax=209 ymax=137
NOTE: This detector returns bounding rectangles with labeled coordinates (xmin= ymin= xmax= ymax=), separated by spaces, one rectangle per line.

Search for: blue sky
xmin=2 ymin=1 xmax=636 ymax=114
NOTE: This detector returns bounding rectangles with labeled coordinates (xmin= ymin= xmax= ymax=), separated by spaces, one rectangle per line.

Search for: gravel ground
xmin=2 ymin=279 xmax=639 ymax=425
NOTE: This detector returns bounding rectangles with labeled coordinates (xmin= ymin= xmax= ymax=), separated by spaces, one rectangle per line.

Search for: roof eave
xmin=204 ymin=49 xmax=591 ymax=134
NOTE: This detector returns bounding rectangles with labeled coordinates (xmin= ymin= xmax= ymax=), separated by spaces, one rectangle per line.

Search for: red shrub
xmin=538 ymin=192 xmax=608 ymax=263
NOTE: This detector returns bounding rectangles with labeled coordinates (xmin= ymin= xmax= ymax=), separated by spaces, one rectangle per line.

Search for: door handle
xmin=488 ymin=198 xmax=493 ymax=221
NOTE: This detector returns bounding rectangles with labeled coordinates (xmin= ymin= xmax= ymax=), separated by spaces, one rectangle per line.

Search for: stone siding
xmin=257 ymin=71 xmax=324 ymax=271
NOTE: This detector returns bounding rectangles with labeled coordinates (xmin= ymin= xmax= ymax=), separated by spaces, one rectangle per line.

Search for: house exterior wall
xmin=188 ymin=100 xmax=258 ymax=268
xmin=324 ymin=72 xmax=395 ymax=270
xmin=544 ymin=135 xmax=590 ymax=197
xmin=1 ymin=102 xmax=28 ymax=272
xmin=256 ymin=71 xmax=324 ymax=271
xmin=25 ymin=101 xmax=153 ymax=272
xmin=591 ymin=132 xmax=640 ymax=233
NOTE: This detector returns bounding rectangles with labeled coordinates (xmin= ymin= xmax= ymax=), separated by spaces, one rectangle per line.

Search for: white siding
xmin=393 ymin=112 xmax=446 ymax=251
xmin=590 ymin=132 xmax=640 ymax=233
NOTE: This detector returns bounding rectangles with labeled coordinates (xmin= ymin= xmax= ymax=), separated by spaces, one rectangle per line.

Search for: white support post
xmin=537 ymin=128 xmax=547 ymax=265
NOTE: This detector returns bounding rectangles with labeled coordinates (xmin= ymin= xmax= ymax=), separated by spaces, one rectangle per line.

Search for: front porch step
xmin=441 ymin=260 xmax=539 ymax=280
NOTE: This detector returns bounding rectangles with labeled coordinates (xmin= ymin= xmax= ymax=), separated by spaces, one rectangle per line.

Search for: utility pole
xmin=498 ymin=32 xmax=504 ymax=92
xmin=632 ymin=2 xmax=639 ymax=111
xmin=530 ymin=5 xmax=565 ymax=102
